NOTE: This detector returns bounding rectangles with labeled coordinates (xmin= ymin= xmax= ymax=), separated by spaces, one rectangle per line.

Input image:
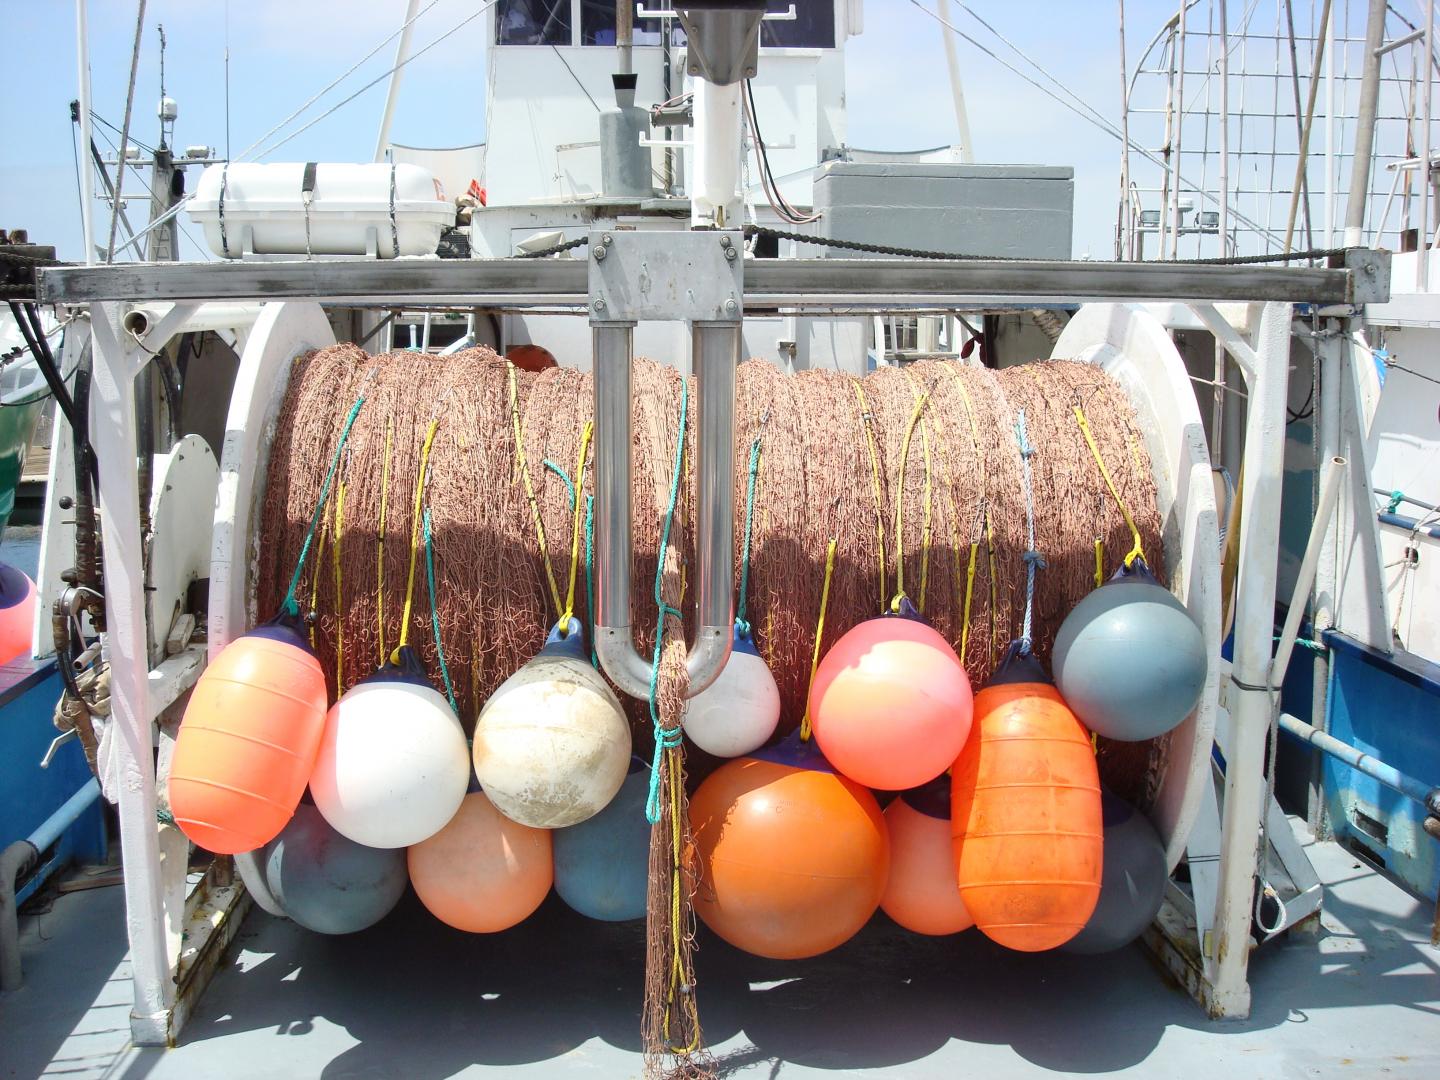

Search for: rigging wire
xmin=245 ymin=2 xmax=496 ymax=163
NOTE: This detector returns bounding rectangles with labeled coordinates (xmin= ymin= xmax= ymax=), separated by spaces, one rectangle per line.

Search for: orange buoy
xmin=881 ymin=777 xmax=974 ymax=936
xmin=951 ymin=646 xmax=1103 ymax=952
xmin=0 ymin=563 xmax=36 ymax=665
xmin=807 ymin=600 xmax=974 ymax=791
xmin=408 ymin=789 xmax=553 ymax=933
xmin=168 ymin=613 xmax=329 ymax=854
xmin=690 ymin=733 xmax=890 ymax=960
xmin=505 ymin=343 xmax=557 ymax=373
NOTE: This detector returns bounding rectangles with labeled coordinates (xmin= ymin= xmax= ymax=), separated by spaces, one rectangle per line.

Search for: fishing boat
xmin=2 ymin=3 xmax=1437 ymax=1078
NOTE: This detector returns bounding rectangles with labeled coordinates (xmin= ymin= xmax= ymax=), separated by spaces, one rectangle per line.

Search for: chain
xmin=518 ymin=235 xmax=591 ymax=259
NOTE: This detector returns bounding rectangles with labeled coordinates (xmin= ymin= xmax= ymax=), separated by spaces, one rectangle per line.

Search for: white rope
xmin=232 ymin=0 xmax=445 ymax=164
xmin=1013 ymin=409 xmax=1045 ymax=654
xmin=246 ymin=2 xmax=498 ymax=164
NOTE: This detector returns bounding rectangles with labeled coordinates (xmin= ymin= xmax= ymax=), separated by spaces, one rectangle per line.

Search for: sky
xmin=0 ymin=0 xmax=1194 ymax=263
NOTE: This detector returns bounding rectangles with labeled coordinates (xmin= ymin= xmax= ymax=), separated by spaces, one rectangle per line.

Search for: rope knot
xmin=1022 ymin=550 xmax=1048 ymax=571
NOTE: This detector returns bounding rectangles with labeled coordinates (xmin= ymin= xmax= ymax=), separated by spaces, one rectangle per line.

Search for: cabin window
xmin=578 ymin=1 xmax=834 ymax=49
xmin=760 ymin=1 xmax=835 ymax=49
xmin=496 ymin=0 xmax=573 ymax=45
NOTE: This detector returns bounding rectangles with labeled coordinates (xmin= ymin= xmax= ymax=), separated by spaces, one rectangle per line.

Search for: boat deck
xmin=3 ymin=822 xmax=1437 ymax=1080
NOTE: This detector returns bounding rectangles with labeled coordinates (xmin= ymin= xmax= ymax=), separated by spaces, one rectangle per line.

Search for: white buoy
xmin=309 ymin=647 xmax=469 ymax=849
xmin=683 ymin=624 xmax=780 ymax=758
xmin=473 ymin=620 xmax=631 ymax=829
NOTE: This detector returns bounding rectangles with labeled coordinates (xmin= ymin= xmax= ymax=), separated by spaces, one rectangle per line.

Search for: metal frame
xmin=46 ymin=249 xmax=1390 ymax=1043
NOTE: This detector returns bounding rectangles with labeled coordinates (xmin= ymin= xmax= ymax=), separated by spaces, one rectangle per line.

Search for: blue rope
xmin=645 ymin=379 xmax=689 ymax=825
xmin=283 ymin=395 xmax=366 ymax=616
xmin=423 ymin=508 xmax=458 ymax=715
xmin=543 ymin=459 xmax=576 ymax=510
xmin=1014 ymin=409 xmax=1045 ymax=654
xmin=584 ymin=494 xmax=597 ymax=668
xmin=735 ymin=435 xmax=761 ymax=637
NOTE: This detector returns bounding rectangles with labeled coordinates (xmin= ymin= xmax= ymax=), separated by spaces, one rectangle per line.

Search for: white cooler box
xmin=189 ymin=162 xmax=453 ymax=259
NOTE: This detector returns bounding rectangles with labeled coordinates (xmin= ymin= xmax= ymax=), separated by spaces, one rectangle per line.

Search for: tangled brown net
xmin=255 ymin=346 xmax=1167 ymax=1076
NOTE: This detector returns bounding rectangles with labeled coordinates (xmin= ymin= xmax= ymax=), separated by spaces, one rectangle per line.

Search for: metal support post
xmin=1343 ymin=0 xmax=1389 ymax=248
xmin=592 ymin=322 xmax=653 ymax=701
xmin=1209 ymin=299 xmax=1292 ymax=1018
xmin=87 ymin=303 xmax=172 ymax=1043
xmin=689 ymin=321 xmax=738 ymax=689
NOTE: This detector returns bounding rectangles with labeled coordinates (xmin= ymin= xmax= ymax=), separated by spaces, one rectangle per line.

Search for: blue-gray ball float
xmin=552 ymin=756 xmax=649 ymax=922
xmin=1052 ymin=558 xmax=1206 ymax=742
xmin=264 ymin=802 xmax=409 ymax=934
xmin=1062 ymin=788 xmax=1168 ymax=954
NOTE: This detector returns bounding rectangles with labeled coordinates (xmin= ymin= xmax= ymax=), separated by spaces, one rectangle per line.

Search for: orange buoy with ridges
xmin=690 ymin=733 xmax=890 ymax=960
xmin=951 ymin=646 xmax=1102 ymax=952
xmin=168 ymin=614 xmax=329 ymax=855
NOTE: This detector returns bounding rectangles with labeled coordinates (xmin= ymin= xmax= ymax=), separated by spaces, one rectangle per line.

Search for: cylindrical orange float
xmin=690 ymin=733 xmax=889 ymax=960
xmin=881 ymin=777 xmax=974 ymax=936
xmin=807 ymin=602 xmax=974 ymax=791
xmin=0 ymin=563 xmax=36 ymax=665
xmin=168 ymin=614 xmax=329 ymax=854
xmin=408 ymin=789 xmax=553 ymax=933
xmin=951 ymin=646 xmax=1103 ymax=951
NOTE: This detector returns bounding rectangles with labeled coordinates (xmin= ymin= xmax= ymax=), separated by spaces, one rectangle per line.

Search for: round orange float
xmin=689 ymin=733 xmax=889 ymax=960
xmin=0 ymin=563 xmax=36 ymax=665
xmin=408 ymin=789 xmax=553 ymax=933
xmin=807 ymin=602 xmax=973 ymax=791
xmin=505 ymin=343 xmax=557 ymax=373
xmin=168 ymin=613 xmax=329 ymax=855
xmin=881 ymin=776 xmax=974 ymax=936
xmin=951 ymin=646 xmax=1103 ymax=951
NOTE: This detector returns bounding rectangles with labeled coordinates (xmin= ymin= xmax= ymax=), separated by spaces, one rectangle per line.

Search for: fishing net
xmin=255 ymin=345 xmax=1170 ymax=1075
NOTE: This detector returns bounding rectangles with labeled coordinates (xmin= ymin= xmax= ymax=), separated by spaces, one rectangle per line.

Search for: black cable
xmin=8 ymin=302 xmax=81 ymax=434
xmin=1287 ymin=381 xmax=1315 ymax=423
xmin=518 ymin=235 xmax=590 ymax=259
xmin=1384 ymin=360 xmax=1440 ymax=387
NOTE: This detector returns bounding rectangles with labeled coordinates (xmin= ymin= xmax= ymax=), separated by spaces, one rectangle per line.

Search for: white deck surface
xmin=3 ymin=825 xmax=1437 ymax=1080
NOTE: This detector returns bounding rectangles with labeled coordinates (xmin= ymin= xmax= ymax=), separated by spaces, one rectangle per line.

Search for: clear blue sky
xmin=1 ymin=1 xmax=1177 ymax=263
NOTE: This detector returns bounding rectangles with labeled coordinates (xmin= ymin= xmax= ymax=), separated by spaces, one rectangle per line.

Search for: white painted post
xmin=88 ymin=304 xmax=173 ymax=1043
xmin=1208 ymin=299 xmax=1292 ymax=1018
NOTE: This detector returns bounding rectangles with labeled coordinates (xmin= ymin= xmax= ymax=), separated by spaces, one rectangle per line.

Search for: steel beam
xmin=39 ymin=251 xmax=1389 ymax=307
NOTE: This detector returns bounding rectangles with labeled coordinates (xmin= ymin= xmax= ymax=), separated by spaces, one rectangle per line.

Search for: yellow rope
xmin=377 ymin=420 xmax=392 ymax=665
xmin=560 ymin=421 xmax=594 ymax=630
xmin=332 ymin=476 xmax=346 ymax=692
xmin=851 ymin=383 xmax=887 ymax=610
xmin=509 ymin=366 xmax=563 ymax=616
xmin=661 ymin=748 xmax=701 ymax=1056
xmin=890 ymin=390 xmax=930 ymax=611
xmin=1073 ymin=403 xmax=1146 ymax=567
xmin=961 ymin=539 xmax=979 ymax=659
xmin=799 ymin=538 xmax=838 ymax=741
xmin=902 ymin=371 xmax=937 ymax=612
xmin=940 ymin=364 xmax=999 ymax=658
xmin=395 ymin=418 xmax=440 ymax=657
xmin=1094 ymin=538 xmax=1105 ymax=588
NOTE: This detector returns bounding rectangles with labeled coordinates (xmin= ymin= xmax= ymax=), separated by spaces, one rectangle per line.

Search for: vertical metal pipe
xmin=76 ymin=0 xmax=95 ymax=266
xmin=1170 ymin=0 xmax=1188 ymax=258
xmin=688 ymin=322 xmax=737 ymax=695
xmin=1117 ymin=0 xmax=1132 ymax=260
xmin=1210 ymin=300 xmax=1293 ymax=1018
xmin=373 ymin=0 xmax=422 ymax=162
xmin=617 ymin=0 xmax=634 ymax=75
xmin=939 ymin=0 xmax=975 ymax=163
xmin=1422 ymin=0 xmax=1434 ymax=287
xmin=1344 ymin=0 xmax=1390 ymax=247
xmin=1325 ymin=0 xmax=1336 ymax=247
xmin=592 ymin=323 xmax=652 ymax=700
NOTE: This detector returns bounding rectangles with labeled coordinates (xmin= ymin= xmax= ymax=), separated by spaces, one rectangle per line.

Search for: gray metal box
xmin=812 ymin=162 xmax=1074 ymax=260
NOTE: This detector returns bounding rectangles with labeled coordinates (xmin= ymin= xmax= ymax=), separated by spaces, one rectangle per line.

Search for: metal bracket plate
xmin=1339 ymin=247 xmax=1390 ymax=306
xmin=588 ymin=229 xmax=743 ymax=323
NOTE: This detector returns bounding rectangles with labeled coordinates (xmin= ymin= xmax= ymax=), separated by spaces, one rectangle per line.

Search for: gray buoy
xmin=1061 ymin=789 xmax=1167 ymax=954
xmin=1052 ymin=558 xmax=1206 ymax=742
xmin=264 ymin=803 xmax=409 ymax=935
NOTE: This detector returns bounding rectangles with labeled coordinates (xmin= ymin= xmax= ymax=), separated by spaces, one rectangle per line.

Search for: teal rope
xmin=584 ymin=493 xmax=597 ymax=668
xmin=424 ymin=508 xmax=459 ymax=715
xmin=543 ymin=459 xmax=576 ymax=510
xmin=645 ymin=378 xmax=689 ymax=825
xmin=735 ymin=435 xmax=761 ymax=637
xmin=282 ymin=395 xmax=366 ymax=616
